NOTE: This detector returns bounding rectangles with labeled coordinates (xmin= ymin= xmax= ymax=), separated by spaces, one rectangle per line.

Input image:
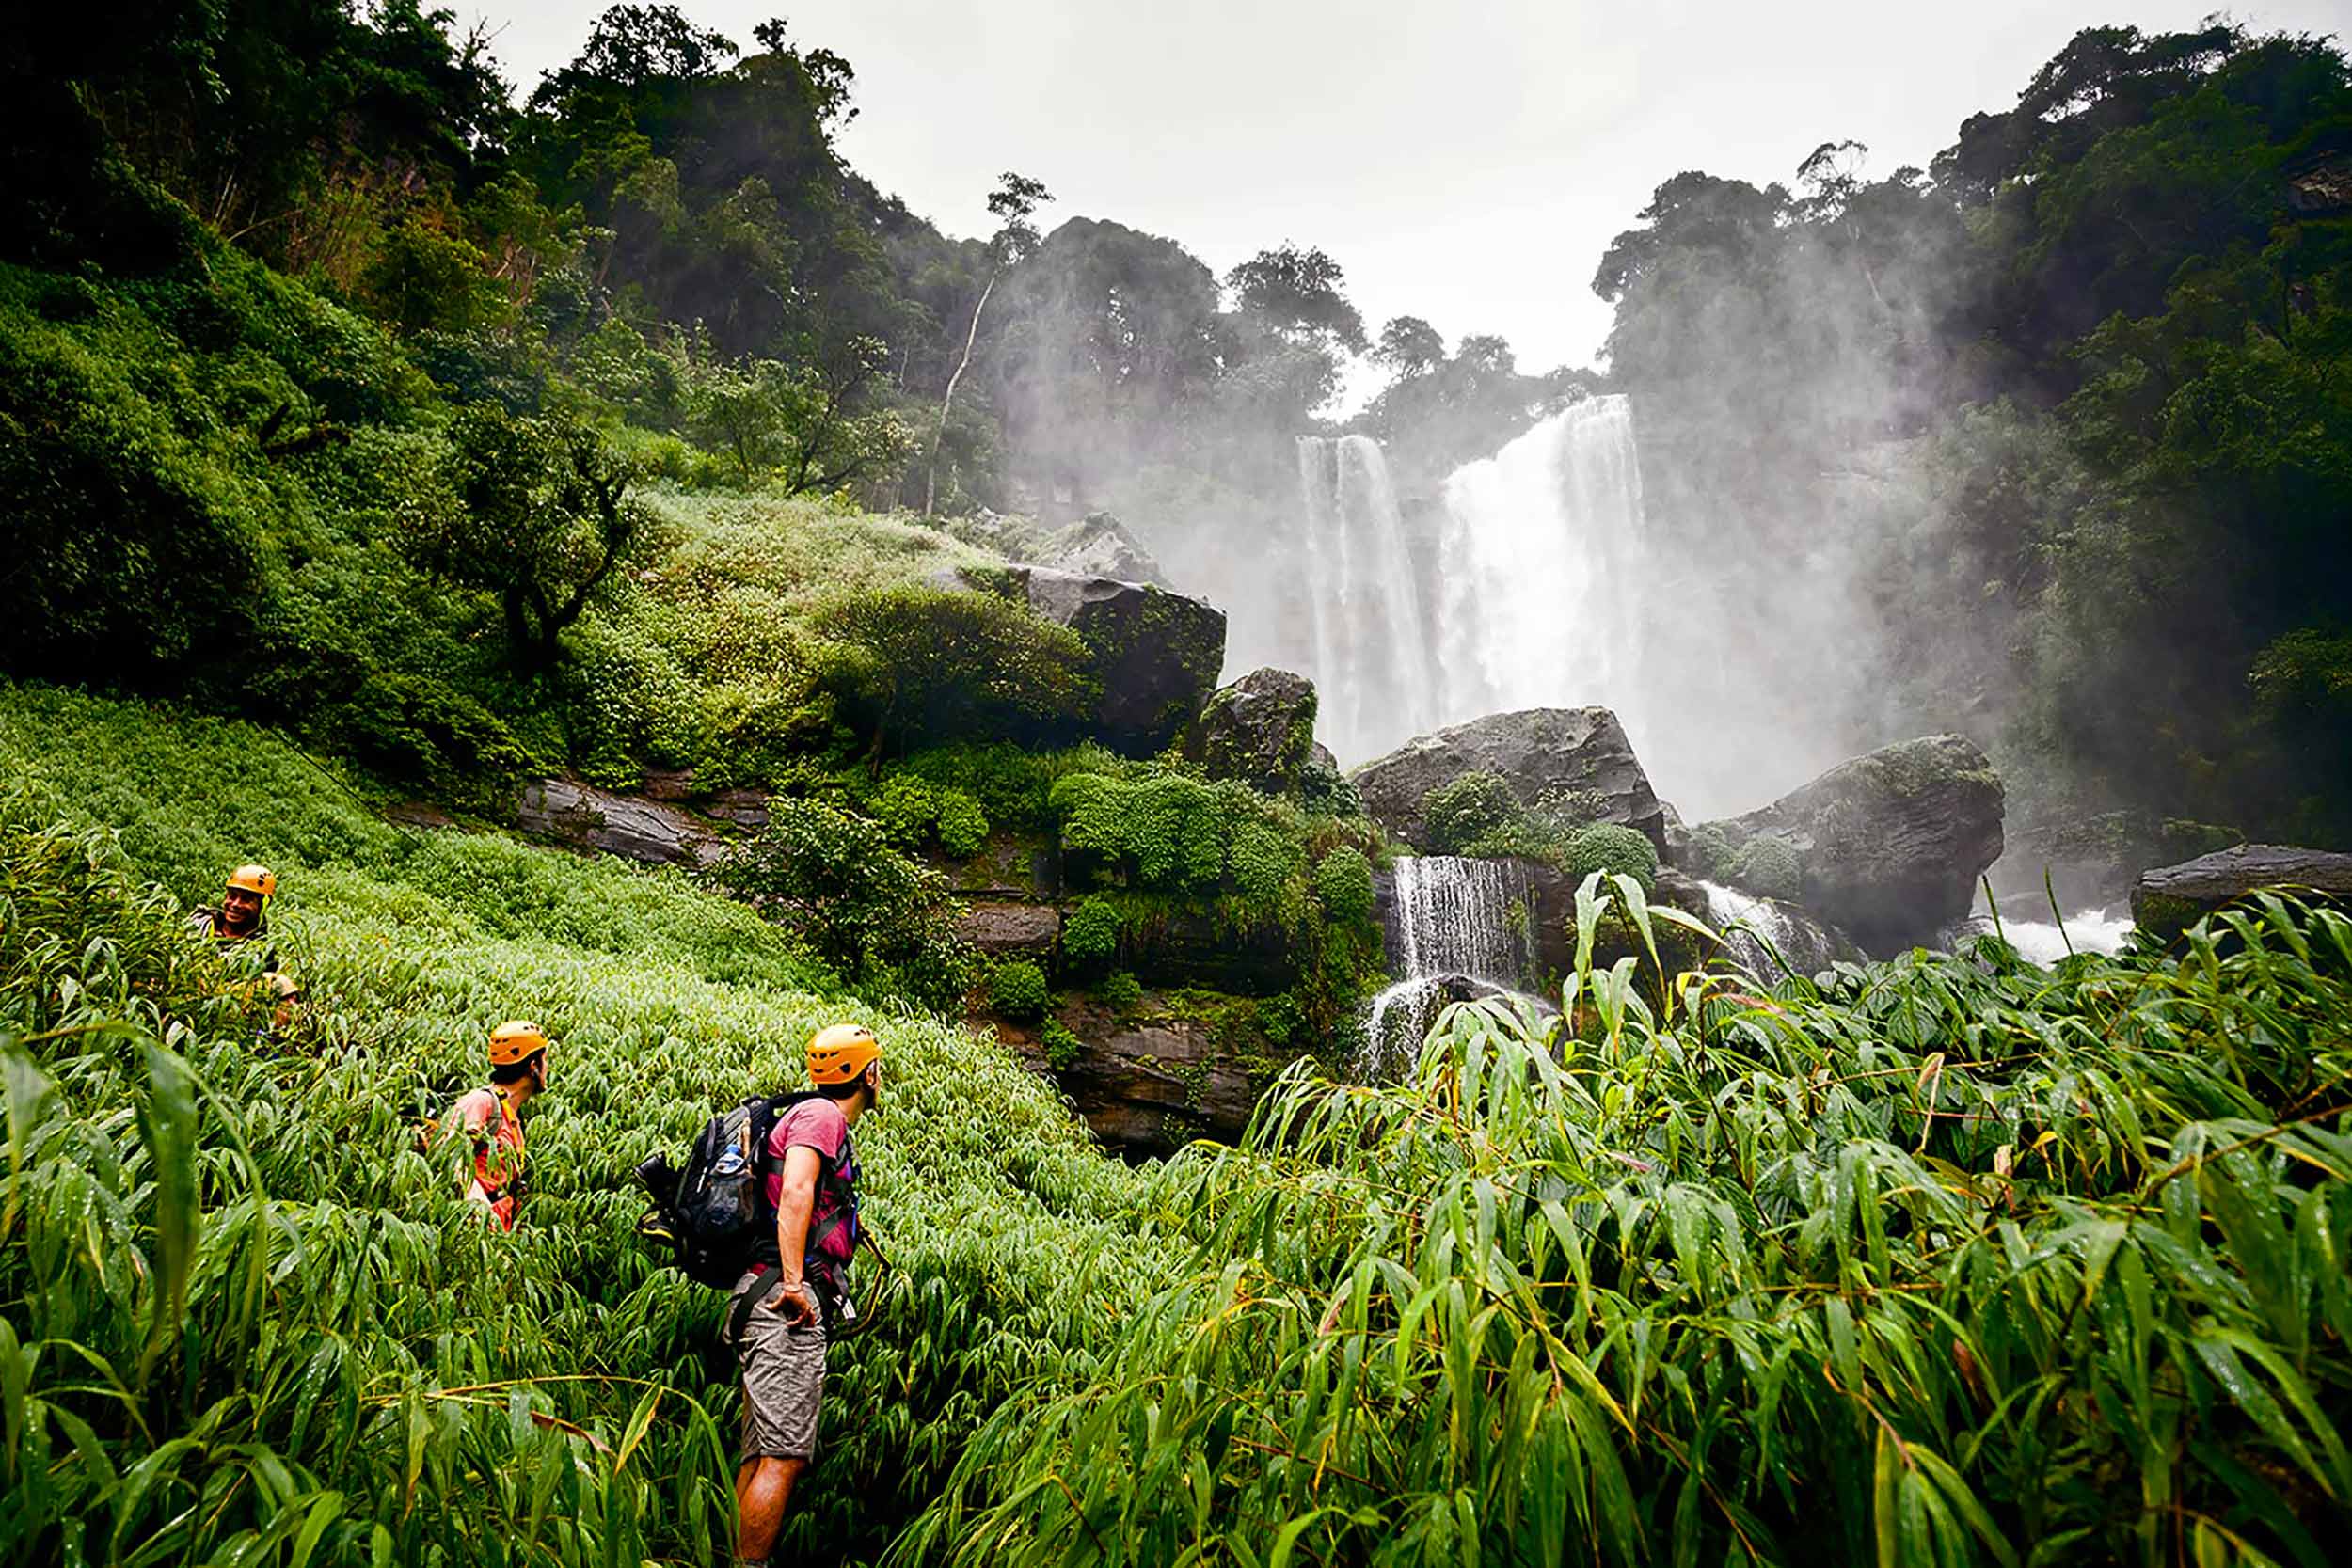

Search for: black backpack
xmin=635 ymin=1091 xmax=854 ymax=1290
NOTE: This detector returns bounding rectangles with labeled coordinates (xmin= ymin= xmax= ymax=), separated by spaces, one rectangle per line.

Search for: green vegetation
xmin=711 ymin=796 xmax=974 ymax=1010
xmin=1596 ymin=24 xmax=2352 ymax=844
xmin=1561 ymin=821 xmax=1658 ymax=894
xmin=1422 ymin=770 xmax=1519 ymax=854
xmin=986 ymin=959 xmax=1052 ymax=1023
xmin=1729 ymin=832 xmax=1805 ymax=900
xmin=0 ymin=683 xmax=1168 ymax=1565
xmin=908 ymin=879 xmax=2352 ymax=1566
xmin=1059 ymin=895 xmax=1123 ymax=969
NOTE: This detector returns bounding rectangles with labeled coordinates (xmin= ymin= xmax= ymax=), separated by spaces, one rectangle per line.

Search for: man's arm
xmin=763 ymin=1145 xmax=822 ymax=1324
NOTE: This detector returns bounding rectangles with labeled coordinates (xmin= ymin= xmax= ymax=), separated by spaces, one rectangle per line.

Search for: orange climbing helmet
xmin=807 ymin=1022 xmax=881 ymax=1085
xmin=227 ymin=863 xmax=277 ymax=898
xmin=488 ymin=1021 xmax=548 ymax=1067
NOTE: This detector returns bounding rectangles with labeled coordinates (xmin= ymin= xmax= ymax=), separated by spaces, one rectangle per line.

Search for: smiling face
xmin=220 ymin=885 xmax=264 ymax=934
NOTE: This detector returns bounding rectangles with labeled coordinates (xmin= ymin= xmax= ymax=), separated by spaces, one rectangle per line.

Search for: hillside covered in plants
xmin=5 ymin=3 xmax=2352 ymax=1566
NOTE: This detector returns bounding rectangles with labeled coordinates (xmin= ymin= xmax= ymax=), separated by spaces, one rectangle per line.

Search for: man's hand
xmin=762 ymin=1276 xmax=817 ymax=1326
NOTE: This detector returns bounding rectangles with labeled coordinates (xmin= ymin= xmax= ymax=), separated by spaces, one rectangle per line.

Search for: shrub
xmin=1061 ymin=895 xmax=1122 ymax=967
xmin=1728 ymin=832 xmax=1804 ymax=900
xmin=711 ymin=795 xmax=975 ymax=1010
xmin=1422 ymin=771 xmax=1520 ymax=854
xmin=812 ymin=585 xmax=1097 ymax=757
xmin=1256 ymin=990 xmax=1305 ymax=1048
xmin=1040 ymin=1017 xmax=1083 ymax=1070
xmin=1312 ymin=846 xmax=1375 ymax=926
xmin=988 ymin=958 xmax=1052 ymax=1022
xmin=934 ymin=788 xmax=990 ymax=859
xmin=1678 ymin=820 xmax=1738 ymax=881
xmin=1096 ymin=970 xmax=1142 ymax=1018
xmin=1297 ymin=753 xmax=1363 ymax=818
xmin=1563 ymin=821 xmax=1659 ymax=894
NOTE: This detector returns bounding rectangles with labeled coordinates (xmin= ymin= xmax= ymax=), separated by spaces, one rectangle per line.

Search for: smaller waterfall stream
xmin=1361 ymin=856 xmax=1538 ymax=1079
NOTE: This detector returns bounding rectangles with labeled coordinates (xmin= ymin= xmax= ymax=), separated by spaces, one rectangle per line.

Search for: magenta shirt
xmin=764 ymin=1097 xmax=858 ymax=1265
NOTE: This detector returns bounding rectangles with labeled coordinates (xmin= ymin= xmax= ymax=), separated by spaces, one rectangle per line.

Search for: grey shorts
xmin=731 ymin=1269 xmax=827 ymax=1462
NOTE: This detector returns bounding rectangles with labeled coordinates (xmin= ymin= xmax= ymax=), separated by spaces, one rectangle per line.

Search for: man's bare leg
xmin=736 ymin=1455 xmax=807 ymax=1561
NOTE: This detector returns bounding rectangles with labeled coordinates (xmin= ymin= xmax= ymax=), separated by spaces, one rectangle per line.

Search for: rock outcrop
xmin=516 ymin=779 xmax=723 ymax=866
xmin=2131 ymin=844 xmax=2352 ymax=942
xmin=954 ymin=900 xmax=1061 ymax=957
xmin=1183 ymin=667 xmax=1319 ymax=793
xmin=934 ymin=564 xmax=1226 ymax=755
xmin=1990 ymin=811 xmax=2242 ymax=911
xmin=1009 ymin=994 xmax=1273 ymax=1157
xmin=1350 ymin=707 xmax=1667 ymax=853
xmin=951 ymin=509 xmax=1172 ymax=587
xmin=1701 ymin=735 xmax=2004 ymax=955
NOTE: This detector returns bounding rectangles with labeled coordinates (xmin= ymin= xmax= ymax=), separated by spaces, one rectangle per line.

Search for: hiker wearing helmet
xmin=732 ymin=1022 xmax=879 ymax=1562
xmin=192 ymin=863 xmax=276 ymax=947
xmin=441 ymin=1021 xmax=552 ymax=1232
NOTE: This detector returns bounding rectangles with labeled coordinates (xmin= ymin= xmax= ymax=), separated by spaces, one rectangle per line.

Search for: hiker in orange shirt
xmin=440 ymin=1021 xmax=552 ymax=1231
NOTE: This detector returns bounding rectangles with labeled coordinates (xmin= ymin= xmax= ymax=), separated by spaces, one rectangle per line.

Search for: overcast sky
xmin=481 ymin=1 xmax=2344 ymax=387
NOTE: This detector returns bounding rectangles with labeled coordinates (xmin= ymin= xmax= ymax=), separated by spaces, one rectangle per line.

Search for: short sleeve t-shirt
xmin=452 ymin=1086 xmax=524 ymax=1227
xmin=763 ymin=1097 xmax=858 ymax=1266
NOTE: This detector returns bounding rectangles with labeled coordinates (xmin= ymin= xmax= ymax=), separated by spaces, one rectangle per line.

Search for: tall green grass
xmin=902 ymin=877 xmax=2352 ymax=1566
xmin=0 ymin=685 xmax=1170 ymax=1565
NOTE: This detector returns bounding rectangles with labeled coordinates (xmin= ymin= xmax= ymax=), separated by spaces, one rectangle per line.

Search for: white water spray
xmin=1970 ymin=908 xmax=2135 ymax=964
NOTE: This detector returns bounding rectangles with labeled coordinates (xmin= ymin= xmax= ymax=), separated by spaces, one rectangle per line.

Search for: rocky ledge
xmin=2131 ymin=844 xmax=2352 ymax=942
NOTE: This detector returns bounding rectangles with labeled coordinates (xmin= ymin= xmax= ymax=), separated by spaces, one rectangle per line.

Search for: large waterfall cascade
xmin=1360 ymin=855 xmax=1539 ymax=1079
xmin=1294 ymin=396 xmax=1654 ymax=771
xmin=1295 ymin=435 xmax=1440 ymax=765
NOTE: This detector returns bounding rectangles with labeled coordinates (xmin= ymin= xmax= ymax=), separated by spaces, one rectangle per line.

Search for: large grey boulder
xmin=516 ymin=779 xmax=723 ymax=866
xmin=1702 ymin=735 xmax=2004 ymax=956
xmin=2131 ymin=844 xmax=2352 ymax=942
xmin=1183 ymin=667 xmax=1319 ymax=793
xmin=1351 ymin=707 xmax=1667 ymax=852
xmin=935 ymin=564 xmax=1225 ymax=755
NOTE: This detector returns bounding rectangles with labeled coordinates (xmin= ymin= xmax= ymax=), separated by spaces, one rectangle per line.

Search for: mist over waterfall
xmin=1279 ymin=394 xmax=1864 ymax=819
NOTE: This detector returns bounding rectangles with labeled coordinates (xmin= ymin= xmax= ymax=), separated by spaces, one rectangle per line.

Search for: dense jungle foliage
xmin=1590 ymin=24 xmax=2352 ymax=845
xmin=5 ymin=6 xmax=2352 ymax=1565
xmin=6 ymin=682 xmax=2350 ymax=1566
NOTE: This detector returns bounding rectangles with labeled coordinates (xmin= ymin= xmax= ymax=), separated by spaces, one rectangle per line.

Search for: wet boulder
xmin=1350 ymin=707 xmax=1667 ymax=853
xmin=1701 ymin=735 xmax=2004 ymax=956
xmin=934 ymin=564 xmax=1225 ymax=755
xmin=2131 ymin=844 xmax=2352 ymax=942
xmin=1183 ymin=667 xmax=1320 ymax=793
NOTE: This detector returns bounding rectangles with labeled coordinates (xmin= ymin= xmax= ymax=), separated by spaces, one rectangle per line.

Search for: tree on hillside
xmin=685 ymin=336 xmax=911 ymax=493
xmin=925 ymin=170 xmax=1051 ymax=515
xmin=1226 ymin=243 xmax=1367 ymax=353
xmin=403 ymin=409 xmax=654 ymax=673
xmin=1372 ymin=315 xmax=1445 ymax=380
xmin=812 ymin=585 xmax=1095 ymax=761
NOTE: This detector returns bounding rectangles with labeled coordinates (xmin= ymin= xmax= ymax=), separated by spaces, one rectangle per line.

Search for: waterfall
xmin=1361 ymin=855 xmax=1535 ymax=1079
xmin=1435 ymin=395 xmax=1648 ymax=728
xmin=1295 ymin=435 xmax=1438 ymax=762
xmin=1697 ymin=880 xmax=1850 ymax=979
xmin=1966 ymin=908 xmax=2135 ymax=964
